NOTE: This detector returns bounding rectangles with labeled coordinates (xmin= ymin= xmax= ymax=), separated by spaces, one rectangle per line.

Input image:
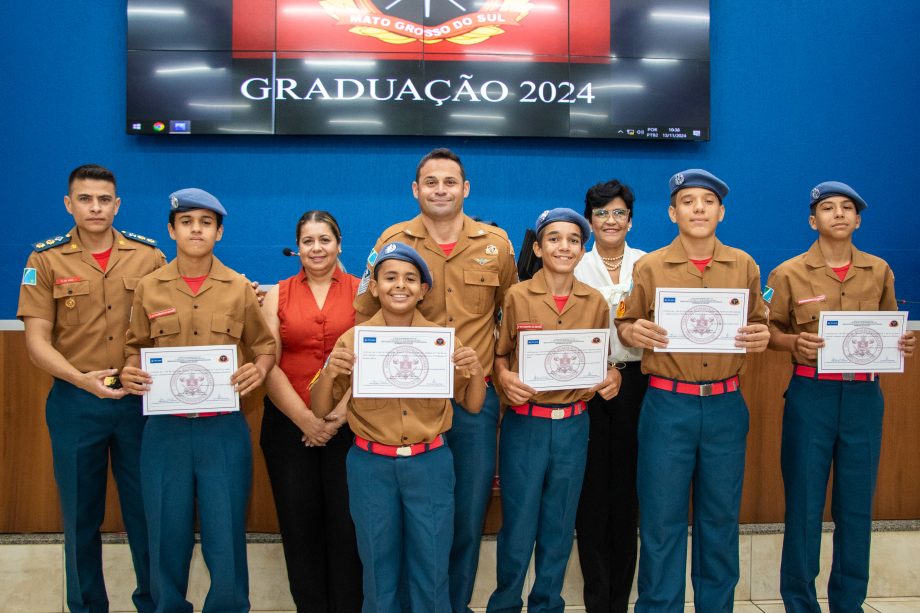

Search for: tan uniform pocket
xmin=463 ymin=270 xmax=500 ymax=314
xmin=53 ymin=281 xmax=90 ymax=326
xmin=210 ymin=314 xmax=243 ymax=344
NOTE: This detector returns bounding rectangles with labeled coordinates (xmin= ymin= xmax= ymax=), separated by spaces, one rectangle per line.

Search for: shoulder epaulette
xmin=32 ymin=234 xmax=71 ymax=252
xmin=120 ymin=230 xmax=158 ymax=246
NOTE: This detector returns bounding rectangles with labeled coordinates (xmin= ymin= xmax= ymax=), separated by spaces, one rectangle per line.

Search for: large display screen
xmin=127 ymin=0 xmax=710 ymax=139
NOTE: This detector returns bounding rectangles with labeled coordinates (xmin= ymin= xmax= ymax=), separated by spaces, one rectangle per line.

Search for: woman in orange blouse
xmin=260 ymin=211 xmax=362 ymax=613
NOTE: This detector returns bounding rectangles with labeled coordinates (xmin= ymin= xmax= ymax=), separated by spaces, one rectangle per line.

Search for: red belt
xmin=354 ymin=434 xmax=445 ymax=457
xmin=793 ymin=365 xmax=875 ymax=382
xmin=648 ymin=375 xmax=740 ymax=397
xmin=509 ymin=400 xmax=587 ymax=420
xmin=179 ymin=411 xmax=232 ymax=419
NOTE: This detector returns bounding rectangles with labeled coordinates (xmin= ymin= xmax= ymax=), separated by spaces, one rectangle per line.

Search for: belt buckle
xmin=551 ymin=408 xmax=565 ymax=420
xmin=842 ymin=373 xmax=855 ymax=382
xmin=396 ymin=446 xmax=413 ymax=457
xmin=698 ymin=383 xmax=713 ymax=397
xmin=186 ymin=413 xmax=199 ymax=419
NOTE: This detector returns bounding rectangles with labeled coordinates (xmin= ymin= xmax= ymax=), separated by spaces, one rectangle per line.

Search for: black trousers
xmin=575 ymin=362 xmax=648 ymax=613
xmin=260 ymin=398 xmax=363 ymax=613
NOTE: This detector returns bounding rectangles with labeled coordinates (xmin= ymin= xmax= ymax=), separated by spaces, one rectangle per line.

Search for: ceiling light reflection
xmin=649 ymin=11 xmax=709 ymax=22
xmin=155 ymin=65 xmax=226 ymax=75
xmin=127 ymin=6 xmax=186 ymax=17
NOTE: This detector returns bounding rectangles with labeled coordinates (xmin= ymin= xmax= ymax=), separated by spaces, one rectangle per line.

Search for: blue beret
xmin=669 ymin=169 xmax=729 ymax=201
xmin=535 ymin=207 xmax=591 ymax=241
xmin=169 ymin=188 xmax=228 ymax=217
xmin=374 ymin=242 xmax=433 ymax=288
xmin=809 ymin=181 xmax=867 ymax=212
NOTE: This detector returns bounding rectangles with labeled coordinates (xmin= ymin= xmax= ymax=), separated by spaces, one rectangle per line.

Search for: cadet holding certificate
xmin=121 ymin=189 xmax=276 ymax=613
xmin=616 ymin=170 xmax=769 ymax=613
xmin=311 ymin=242 xmax=485 ymax=612
xmin=488 ymin=208 xmax=621 ymax=613
xmin=766 ymin=182 xmax=914 ymax=613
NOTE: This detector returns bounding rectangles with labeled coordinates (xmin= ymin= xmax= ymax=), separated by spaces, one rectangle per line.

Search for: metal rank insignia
xmin=65 ymin=297 xmax=76 ymax=309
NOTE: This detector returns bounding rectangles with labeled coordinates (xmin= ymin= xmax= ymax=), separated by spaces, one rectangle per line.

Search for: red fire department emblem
xmin=320 ymin=0 xmax=533 ymax=45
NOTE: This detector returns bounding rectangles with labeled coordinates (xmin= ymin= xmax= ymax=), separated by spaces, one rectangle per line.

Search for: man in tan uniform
xmin=17 ymin=164 xmax=164 ymax=613
xmin=353 ymin=148 xmax=517 ymax=613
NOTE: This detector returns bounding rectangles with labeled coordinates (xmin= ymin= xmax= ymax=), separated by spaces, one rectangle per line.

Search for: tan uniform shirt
xmin=330 ymin=310 xmax=477 ymax=445
xmin=354 ymin=214 xmax=517 ymax=375
xmin=766 ymin=240 xmax=897 ymax=367
xmin=125 ymin=257 xmax=275 ymax=364
xmin=616 ymin=236 xmax=768 ymax=382
xmin=496 ymin=269 xmax=610 ymax=406
xmin=17 ymin=227 xmax=166 ymax=372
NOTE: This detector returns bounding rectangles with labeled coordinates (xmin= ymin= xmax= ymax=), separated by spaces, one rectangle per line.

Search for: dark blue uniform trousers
xmin=634 ymin=386 xmax=749 ymax=613
xmin=347 ymin=443 xmax=455 ymax=613
xmin=46 ymin=379 xmax=153 ymax=613
xmin=487 ymin=409 xmax=589 ymax=613
xmin=780 ymin=376 xmax=883 ymax=613
xmin=140 ymin=412 xmax=252 ymax=613
xmin=446 ymin=383 xmax=500 ymax=613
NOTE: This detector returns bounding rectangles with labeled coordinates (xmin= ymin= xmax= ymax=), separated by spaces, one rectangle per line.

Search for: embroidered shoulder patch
xmin=21 ymin=268 xmax=37 ymax=285
xmin=356 ymin=269 xmax=371 ymax=295
xmin=32 ymin=234 xmax=70 ymax=252
xmin=762 ymin=286 xmax=774 ymax=303
xmin=120 ymin=230 xmax=157 ymax=246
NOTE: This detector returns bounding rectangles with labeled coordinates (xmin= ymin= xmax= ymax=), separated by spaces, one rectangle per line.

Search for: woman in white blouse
xmin=574 ymin=180 xmax=648 ymax=613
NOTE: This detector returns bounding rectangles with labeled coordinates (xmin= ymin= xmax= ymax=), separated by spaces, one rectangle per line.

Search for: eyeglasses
xmin=592 ymin=208 xmax=630 ymax=221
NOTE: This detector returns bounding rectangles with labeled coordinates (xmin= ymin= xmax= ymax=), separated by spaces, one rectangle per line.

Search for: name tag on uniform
xmin=55 ymin=276 xmax=82 ymax=285
xmin=796 ymin=295 xmax=826 ymax=305
xmin=517 ymin=323 xmax=543 ymax=331
xmin=148 ymin=307 xmax=177 ymax=320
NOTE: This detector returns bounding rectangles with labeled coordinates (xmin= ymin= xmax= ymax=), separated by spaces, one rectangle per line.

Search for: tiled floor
xmin=3 ymin=532 xmax=919 ymax=612
xmin=249 ymin=602 xmax=920 ymax=612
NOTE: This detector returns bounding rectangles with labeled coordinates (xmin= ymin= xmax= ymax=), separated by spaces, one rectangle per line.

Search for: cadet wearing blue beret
xmin=617 ymin=169 xmax=770 ymax=612
xmin=311 ymin=238 xmax=486 ymax=612
xmin=121 ymin=188 xmax=276 ymax=612
xmin=809 ymin=180 xmax=868 ymax=212
xmin=169 ymin=187 xmax=229 ymax=217
xmin=373 ymin=242 xmax=434 ymax=288
xmin=535 ymin=207 xmax=592 ymax=242
xmin=668 ymin=168 xmax=730 ymax=202
xmin=488 ymin=207 xmax=622 ymax=613
xmin=767 ymin=181 xmax=914 ymax=613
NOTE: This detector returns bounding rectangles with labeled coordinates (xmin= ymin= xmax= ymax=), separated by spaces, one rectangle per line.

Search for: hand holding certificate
xmin=818 ymin=311 xmax=907 ymax=374
xmin=140 ymin=345 xmax=239 ymax=415
xmin=654 ymin=288 xmax=749 ymax=353
xmin=518 ymin=329 xmax=610 ymax=392
xmin=353 ymin=326 xmax=455 ymax=398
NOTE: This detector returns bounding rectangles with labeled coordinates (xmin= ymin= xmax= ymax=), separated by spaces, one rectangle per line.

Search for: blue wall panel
xmin=2 ymin=1 xmax=918 ymax=317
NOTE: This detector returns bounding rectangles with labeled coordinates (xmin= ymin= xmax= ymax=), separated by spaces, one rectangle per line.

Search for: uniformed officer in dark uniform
xmin=17 ymin=164 xmax=164 ymax=613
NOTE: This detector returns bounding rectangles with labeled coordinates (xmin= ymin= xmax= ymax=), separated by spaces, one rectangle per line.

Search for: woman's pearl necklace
xmin=601 ymin=253 xmax=624 ymax=271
